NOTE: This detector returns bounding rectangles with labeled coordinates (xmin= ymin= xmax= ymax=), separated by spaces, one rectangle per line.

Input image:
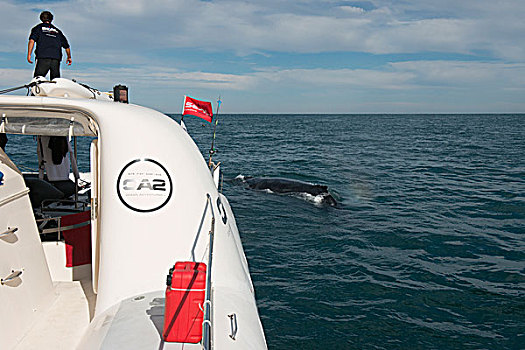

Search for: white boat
xmin=0 ymin=78 xmax=267 ymax=349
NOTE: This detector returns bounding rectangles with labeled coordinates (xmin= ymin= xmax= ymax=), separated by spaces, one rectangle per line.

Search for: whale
xmin=242 ymin=177 xmax=337 ymax=206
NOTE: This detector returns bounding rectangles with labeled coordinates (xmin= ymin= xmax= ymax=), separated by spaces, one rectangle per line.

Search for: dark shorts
xmin=34 ymin=58 xmax=61 ymax=80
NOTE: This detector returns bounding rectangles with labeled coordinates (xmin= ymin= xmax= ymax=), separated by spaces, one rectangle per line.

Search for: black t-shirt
xmin=29 ymin=23 xmax=70 ymax=60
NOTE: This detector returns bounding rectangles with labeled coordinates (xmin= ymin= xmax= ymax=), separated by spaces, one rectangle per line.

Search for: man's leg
xmin=49 ymin=59 xmax=61 ymax=80
xmin=34 ymin=58 xmax=51 ymax=78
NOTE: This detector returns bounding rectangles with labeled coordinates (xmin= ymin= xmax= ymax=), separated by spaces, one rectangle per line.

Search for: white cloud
xmin=3 ymin=59 xmax=522 ymax=113
xmin=1 ymin=1 xmax=523 ymax=112
xmin=66 ymin=66 xmax=256 ymax=90
xmin=250 ymin=68 xmax=416 ymax=90
xmin=390 ymin=61 xmax=525 ymax=88
xmin=0 ymin=68 xmax=35 ymax=89
xmin=339 ymin=6 xmax=366 ymax=14
xmin=2 ymin=0 xmax=524 ymax=59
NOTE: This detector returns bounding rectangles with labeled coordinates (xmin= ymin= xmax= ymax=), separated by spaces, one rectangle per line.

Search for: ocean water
xmin=5 ymin=114 xmax=524 ymax=349
xmin=184 ymin=114 xmax=525 ymax=350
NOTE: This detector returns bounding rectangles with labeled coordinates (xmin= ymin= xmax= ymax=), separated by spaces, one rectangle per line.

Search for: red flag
xmin=182 ymin=96 xmax=213 ymax=123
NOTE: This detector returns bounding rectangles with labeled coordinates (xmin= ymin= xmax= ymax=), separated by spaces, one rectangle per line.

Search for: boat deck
xmin=16 ymin=280 xmax=93 ymax=349
xmin=14 ymin=226 xmax=205 ymax=349
xmin=88 ymin=291 xmax=202 ymax=350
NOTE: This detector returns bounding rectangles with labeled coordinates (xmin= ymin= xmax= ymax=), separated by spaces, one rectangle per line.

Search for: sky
xmin=1 ymin=0 xmax=524 ymax=114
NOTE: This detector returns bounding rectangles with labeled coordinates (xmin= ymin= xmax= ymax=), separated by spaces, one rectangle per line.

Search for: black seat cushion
xmin=49 ymin=180 xmax=76 ymax=198
xmin=25 ymin=177 xmax=65 ymax=208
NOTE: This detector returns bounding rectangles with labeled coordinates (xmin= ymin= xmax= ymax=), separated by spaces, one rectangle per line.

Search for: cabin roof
xmin=0 ymin=96 xmax=98 ymax=137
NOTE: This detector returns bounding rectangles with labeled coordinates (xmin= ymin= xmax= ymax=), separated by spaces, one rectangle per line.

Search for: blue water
xmin=5 ymin=114 xmax=525 ymax=349
xmin=185 ymin=114 xmax=525 ymax=350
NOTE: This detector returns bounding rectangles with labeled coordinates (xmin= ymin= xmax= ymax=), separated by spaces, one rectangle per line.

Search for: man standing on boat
xmin=27 ymin=11 xmax=72 ymax=80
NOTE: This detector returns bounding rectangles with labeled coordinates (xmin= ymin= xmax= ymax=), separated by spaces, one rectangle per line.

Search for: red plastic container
xmin=163 ymin=262 xmax=207 ymax=343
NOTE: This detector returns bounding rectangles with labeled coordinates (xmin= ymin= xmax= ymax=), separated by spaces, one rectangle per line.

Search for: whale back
xmin=246 ymin=178 xmax=326 ymax=194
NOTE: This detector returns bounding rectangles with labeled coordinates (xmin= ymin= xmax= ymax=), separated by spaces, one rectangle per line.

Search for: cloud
xmin=250 ymin=67 xmax=416 ymax=91
xmin=3 ymin=0 xmax=524 ymax=60
xmin=2 ymin=1 xmax=523 ymax=113
xmin=66 ymin=66 xmax=257 ymax=90
xmin=390 ymin=61 xmax=525 ymax=88
xmin=0 ymin=65 xmax=256 ymax=95
xmin=3 ymin=60 xmax=522 ymax=112
xmin=248 ymin=61 xmax=525 ymax=93
xmin=4 ymin=59 xmax=524 ymax=92
xmin=0 ymin=68 xmax=34 ymax=89
xmin=339 ymin=6 xmax=366 ymax=14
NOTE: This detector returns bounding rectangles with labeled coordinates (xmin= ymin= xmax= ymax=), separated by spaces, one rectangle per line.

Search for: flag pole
xmin=208 ymin=96 xmax=222 ymax=169
xmin=180 ymin=95 xmax=187 ymax=131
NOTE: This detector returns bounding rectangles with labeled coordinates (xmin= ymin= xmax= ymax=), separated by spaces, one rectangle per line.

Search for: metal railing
xmin=40 ymin=198 xmax=88 ymax=212
xmin=36 ymin=215 xmax=90 ymax=235
xmin=203 ymin=193 xmax=216 ymax=350
xmin=36 ymin=216 xmax=62 ymax=239
xmin=35 ymin=207 xmax=90 ymax=239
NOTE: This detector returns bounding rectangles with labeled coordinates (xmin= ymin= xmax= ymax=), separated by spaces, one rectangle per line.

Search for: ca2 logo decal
xmin=116 ymin=158 xmax=173 ymax=213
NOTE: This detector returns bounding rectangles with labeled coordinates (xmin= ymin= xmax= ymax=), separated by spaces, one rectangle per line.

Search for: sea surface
xmin=6 ymin=114 xmax=525 ymax=349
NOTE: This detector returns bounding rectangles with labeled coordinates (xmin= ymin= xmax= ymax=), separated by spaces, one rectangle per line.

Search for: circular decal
xmin=117 ymin=159 xmax=173 ymax=212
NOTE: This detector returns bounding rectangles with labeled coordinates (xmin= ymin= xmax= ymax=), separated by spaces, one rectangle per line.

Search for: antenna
xmin=208 ymin=96 xmax=222 ymax=168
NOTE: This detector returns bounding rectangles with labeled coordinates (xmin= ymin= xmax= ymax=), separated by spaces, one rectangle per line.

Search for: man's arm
xmin=59 ymin=30 xmax=72 ymax=66
xmin=27 ymin=39 xmax=35 ymax=64
xmin=65 ymin=48 xmax=72 ymax=65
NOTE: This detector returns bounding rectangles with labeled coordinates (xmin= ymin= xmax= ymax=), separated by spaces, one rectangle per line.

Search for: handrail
xmin=0 ymin=227 xmax=18 ymax=238
xmin=36 ymin=216 xmax=61 ymax=240
xmin=36 ymin=213 xmax=90 ymax=235
xmin=1 ymin=270 xmax=22 ymax=285
xmin=0 ymin=188 xmax=30 ymax=208
xmin=40 ymin=198 xmax=88 ymax=212
xmin=203 ymin=193 xmax=215 ymax=350
xmin=228 ymin=313 xmax=238 ymax=340
xmin=190 ymin=198 xmax=210 ymax=262
xmin=39 ymin=220 xmax=89 ymax=235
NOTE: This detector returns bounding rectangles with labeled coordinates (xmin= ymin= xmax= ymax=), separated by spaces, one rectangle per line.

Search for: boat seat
xmin=50 ymin=179 xmax=76 ymax=198
xmin=24 ymin=177 xmax=65 ymax=208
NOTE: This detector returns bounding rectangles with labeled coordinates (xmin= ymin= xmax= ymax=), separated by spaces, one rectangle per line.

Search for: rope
xmin=0 ymin=80 xmax=55 ymax=95
xmin=75 ymin=80 xmax=100 ymax=99
xmin=0 ymin=84 xmax=30 ymax=95
xmin=17 ymin=164 xmax=38 ymax=172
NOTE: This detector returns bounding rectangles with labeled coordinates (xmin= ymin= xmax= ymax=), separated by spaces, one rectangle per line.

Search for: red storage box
xmin=163 ymin=262 xmax=207 ymax=343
